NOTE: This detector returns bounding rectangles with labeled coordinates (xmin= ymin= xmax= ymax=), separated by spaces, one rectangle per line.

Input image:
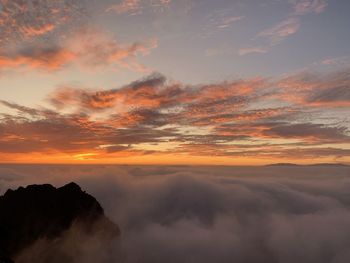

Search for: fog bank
xmin=1 ymin=164 xmax=350 ymax=263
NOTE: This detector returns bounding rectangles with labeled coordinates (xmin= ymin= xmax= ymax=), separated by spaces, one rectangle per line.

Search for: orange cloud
xmin=1 ymin=70 xmax=349 ymax=164
xmin=0 ymin=1 xmax=157 ymax=73
xmin=277 ymin=71 xmax=350 ymax=107
xmin=19 ymin=23 xmax=56 ymax=37
xmin=0 ymin=47 xmax=76 ymax=70
xmin=0 ymin=29 xmax=157 ymax=72
xmin=0 ymin=0 xmax=85 ymax=43
xmin=49 ymin=74 xmax=263 ymax=119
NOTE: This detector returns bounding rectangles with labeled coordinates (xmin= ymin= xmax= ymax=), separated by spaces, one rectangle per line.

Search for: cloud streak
xmin=251 ymin=0 xmax=328 ymax=51
xmin=238 ymin=47 xmax=268 ymax=56
xmin=258 ymin=17 xmax=301 ymax=45
xmin=106 ymin=0 xmax=172 ymax=15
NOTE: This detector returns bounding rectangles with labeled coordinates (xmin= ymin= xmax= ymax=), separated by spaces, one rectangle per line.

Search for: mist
xmin=1 ymin=164 xmax=350 ymax=263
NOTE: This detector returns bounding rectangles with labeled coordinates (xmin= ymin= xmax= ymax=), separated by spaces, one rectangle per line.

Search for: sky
xmin=0 ymin=0 xmax=349 ymax=165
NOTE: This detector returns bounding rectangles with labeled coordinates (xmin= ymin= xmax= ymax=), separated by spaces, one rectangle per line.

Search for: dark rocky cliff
xmin=0 ymin=183 xmax=120 ymax=263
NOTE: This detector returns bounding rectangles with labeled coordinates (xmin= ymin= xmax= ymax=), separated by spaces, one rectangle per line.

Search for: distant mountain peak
xmin=266 ymin=163 xmax=349 ymax=167
xmin=59 ymin=181 xmax=81 ymax=190
xmin=265 ymin=163 xmax=299 ymax=167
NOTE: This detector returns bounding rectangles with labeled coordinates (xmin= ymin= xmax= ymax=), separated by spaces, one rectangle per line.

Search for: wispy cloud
xmin=199 ymin=9 xmax=245 ymax=39
xmin=106 ymin=0 xmax=172 ymax=15
xmin=321 ymin=56 xmax=350 ymax=66
xmin=106 ymin=0 xmax=142 ymax=14
xmin=258 ymin=17 xmax=301 ymax=45
xmin=291 ymin=0 xmax=328 ymax=15
xmin=256 ymin=0 xmax=327 ymax=47
xmin=217 ymin=15 xmax=245 ymax=29
xmin=238 ymin=47 xmax=268 ymax=56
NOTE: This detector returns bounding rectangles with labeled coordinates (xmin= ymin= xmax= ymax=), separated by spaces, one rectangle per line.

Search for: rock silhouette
xmin=0 ymin=183 xmax=120 ymax=263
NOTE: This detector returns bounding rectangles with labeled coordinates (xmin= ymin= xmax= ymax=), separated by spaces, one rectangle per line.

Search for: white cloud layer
xmin=1 ymin=164 xmax=350 ymax=262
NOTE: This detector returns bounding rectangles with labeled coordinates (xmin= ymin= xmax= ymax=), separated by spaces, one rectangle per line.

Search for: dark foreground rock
xmin=0 ymin=183 xmax=120 ymax=263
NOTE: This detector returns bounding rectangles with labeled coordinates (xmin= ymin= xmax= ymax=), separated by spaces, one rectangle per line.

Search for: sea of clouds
xmin=1 ymin=164 xmax=350 ymax=263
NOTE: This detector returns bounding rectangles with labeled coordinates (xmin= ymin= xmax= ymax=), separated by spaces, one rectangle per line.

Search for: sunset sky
xmin=0 ymin=0 xmax=349 ymax=165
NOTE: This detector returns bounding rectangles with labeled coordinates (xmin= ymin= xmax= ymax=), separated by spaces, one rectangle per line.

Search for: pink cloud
xmin=106 ymin=0 xmax=142 ymax=14
xmin=106 ymin=0 xmax=172 ymax=15
xmin=238 ymin=47 xmax=268 ymax=56
xmin=0 ymin=29 xmax=157 ymax=72
xmin=291 ymin=0 xmax=328 ymax=15
xmin=258 ymin=0 xmax=327 ymax=46
xmin=258 ymin=17 xmax=301 ymax=44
